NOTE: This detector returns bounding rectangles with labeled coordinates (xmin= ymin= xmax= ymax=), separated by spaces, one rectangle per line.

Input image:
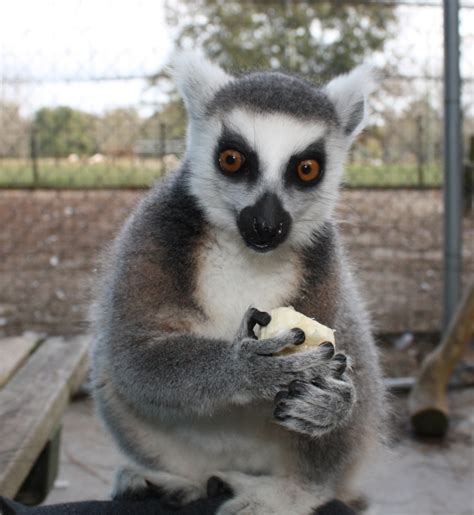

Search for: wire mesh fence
xmin=0 ymin=0 xmax=473 ymax=337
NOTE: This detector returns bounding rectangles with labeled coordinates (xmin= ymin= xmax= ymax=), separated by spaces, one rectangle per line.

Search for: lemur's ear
xmin=169 ymin=49 xmax=233 ymax=119
xmin=325 ymin=65 xmax=376 ymax=138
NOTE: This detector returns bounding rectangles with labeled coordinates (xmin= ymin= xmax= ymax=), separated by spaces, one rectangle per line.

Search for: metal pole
xmin=160 ymin=122 xmax=166 ymax=175
xmin=443 ymin=0 xmax=462 ymax=329
xmin=30 ymin=125 xmax=39 ymax=187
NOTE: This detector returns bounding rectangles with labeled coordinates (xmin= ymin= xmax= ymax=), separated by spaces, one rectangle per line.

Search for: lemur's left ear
xmin=169 ymin=49 xmax=233 ymax=120
xmin=325 ymin=65 xmax=376 ymax=138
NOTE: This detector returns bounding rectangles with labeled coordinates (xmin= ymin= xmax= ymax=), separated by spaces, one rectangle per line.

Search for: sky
xmin=0 ymin=0 xmax=473 ymax=117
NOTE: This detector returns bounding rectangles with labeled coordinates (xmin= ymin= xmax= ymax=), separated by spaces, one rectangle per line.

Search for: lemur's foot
xmin=273 ymin=352 xmax=355 ymax=436
xmin=112 ymin=467 xmax=156 ymax=500
xmin=212 ymin=472 xmax=328 ymax=515
xmin=112 ymin=466 xmax=203 ymax=507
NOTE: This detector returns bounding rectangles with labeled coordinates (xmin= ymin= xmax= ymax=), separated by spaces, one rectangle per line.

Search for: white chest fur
xmin=194 ymin=232 xmax=301 ymax=340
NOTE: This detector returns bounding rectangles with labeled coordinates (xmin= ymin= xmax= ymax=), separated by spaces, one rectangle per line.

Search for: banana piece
xmin=258 ymin=306 xmax=335 ymax=354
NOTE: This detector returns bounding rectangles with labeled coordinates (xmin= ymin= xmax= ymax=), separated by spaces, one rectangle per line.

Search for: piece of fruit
xmin=258 ymin=306 xmax=335 ymax=354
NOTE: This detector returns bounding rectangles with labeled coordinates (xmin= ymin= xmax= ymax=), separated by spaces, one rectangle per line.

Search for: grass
xmin=344 ymin=164 xmax=442 ymax=188
xmin=0 ymin=159 xmax=442 ymax=189
xmin=0 ymin=159 xmax=167 ymax=189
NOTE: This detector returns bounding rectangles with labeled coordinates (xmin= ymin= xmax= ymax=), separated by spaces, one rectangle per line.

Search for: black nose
xmin=237 ymin=193 xmax=292 ymax=252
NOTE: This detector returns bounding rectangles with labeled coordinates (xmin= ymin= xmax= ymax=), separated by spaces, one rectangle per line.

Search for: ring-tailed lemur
xmin=90 ymin=51 xmax=385 ymax=515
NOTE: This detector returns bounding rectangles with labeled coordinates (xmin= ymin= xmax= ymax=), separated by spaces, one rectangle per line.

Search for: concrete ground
xmin=44 ymin=389 xmax=474 ymax=515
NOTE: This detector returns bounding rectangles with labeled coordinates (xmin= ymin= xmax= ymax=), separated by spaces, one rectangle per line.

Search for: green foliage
xmin=96 ymin=108 xmax=141 ymax=156
xmin=34 ymin=106 xmax=98 ymax=158
xmin=166 ymin=0 xmax=397 ymax=79
xmin=161 ymin=0 xmax=397 ymax=137
xmin=142 ymin=100 xmax=187 ymax=141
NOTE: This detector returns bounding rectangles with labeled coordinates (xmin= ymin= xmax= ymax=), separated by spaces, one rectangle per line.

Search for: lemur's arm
xmin=273 ymin=262 xmax=383 ymax=438
xmin=96 ymin=227 xmax=338 ymax=418
xmin=102 ymin=306 xmax=340 ymax=419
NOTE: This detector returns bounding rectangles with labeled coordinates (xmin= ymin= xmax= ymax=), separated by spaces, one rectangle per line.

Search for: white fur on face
xmin=187 ymin=108 xmax=348 ymax=250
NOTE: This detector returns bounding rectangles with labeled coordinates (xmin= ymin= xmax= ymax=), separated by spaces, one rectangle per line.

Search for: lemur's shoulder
xmin=102 ymin=168 xmax=208 ymax=333
xmin=291 ymin=223 xmax=342 ymax=328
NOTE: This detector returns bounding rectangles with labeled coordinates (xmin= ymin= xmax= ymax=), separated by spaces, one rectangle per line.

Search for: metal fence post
xmin=30 ymin=125 xmax=39 ymax=187
xmin=443 ymin=0 xmax=462 ymax=330
xmin=160 ymin=122 xmax=166 ymax=175
xmin=464 ymin=135 xmax=473 ymax=214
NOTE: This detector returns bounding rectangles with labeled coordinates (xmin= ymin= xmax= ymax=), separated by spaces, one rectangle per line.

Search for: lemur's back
xmin=90 ymin=52 xmax=385 ymax=514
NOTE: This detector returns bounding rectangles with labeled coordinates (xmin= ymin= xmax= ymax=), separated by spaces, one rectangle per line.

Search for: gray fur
xmin=90 ymin=52 xmax=385 ymax=514
xmin=344 ymin=100 xmax=365 ymax=135
xmin=208 ymin=72 xmax=339 ymax=126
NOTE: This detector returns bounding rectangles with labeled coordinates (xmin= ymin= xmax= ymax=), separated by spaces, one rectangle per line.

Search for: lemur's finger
xmin=274 ymin=377 xmax=354 ymax=434
xmin=331 ymin=353 xmax=347 ymax=377
xmin=240 ymin=306 xmax=271 ymax=339
xmin=277 ymin=341 xmax=335 ymax=373
xmin=251 ymin=328 xmax=305 ymax=355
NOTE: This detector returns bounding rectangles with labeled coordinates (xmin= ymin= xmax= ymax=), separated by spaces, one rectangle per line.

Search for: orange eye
xmin=296 ymin=159 xmax=321 ymax=182
xmin=219 ymin=149 xmax=245 ymax=173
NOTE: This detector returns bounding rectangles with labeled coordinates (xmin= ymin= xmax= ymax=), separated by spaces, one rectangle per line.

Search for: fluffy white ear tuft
xmin=325 ymin=64 xmax=377 ymax=138
xmin=168 ymin=49 xmax=233 ymax=119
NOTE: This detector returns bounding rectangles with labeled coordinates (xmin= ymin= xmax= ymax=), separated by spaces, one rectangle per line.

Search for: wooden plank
xmin=0 ymin=334 xmax=43 ymax=389
xmin=0 ymin=336 xmax=89 ymax=498
xmin=15 ymin=425 xmax=62 ymax=505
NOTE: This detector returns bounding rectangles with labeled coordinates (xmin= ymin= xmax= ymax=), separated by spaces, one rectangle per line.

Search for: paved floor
xmin=44 ymin=389 xmax=474 ymax=515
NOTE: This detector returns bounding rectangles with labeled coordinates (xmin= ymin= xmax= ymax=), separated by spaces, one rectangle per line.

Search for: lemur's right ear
xmin=169 ymin=49 xmax=233 ymax=119
xmin=325 ymin=65 xmax=376 ymax=139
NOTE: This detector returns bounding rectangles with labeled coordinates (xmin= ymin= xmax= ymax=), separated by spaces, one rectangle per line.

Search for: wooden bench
xmin=0 ymin=334 xmax=89 ymax=504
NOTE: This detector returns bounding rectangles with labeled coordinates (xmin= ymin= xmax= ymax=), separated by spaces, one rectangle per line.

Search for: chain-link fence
xmin=1 ymin=0 xmax=473 ymax=337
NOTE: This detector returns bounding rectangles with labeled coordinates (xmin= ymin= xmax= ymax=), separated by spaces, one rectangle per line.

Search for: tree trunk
xmin=408 ymin=283 xmax=474 ymax=437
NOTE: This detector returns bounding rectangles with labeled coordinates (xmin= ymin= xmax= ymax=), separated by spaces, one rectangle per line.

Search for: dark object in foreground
xmin=408 ymin=283 xmax=474 ymax=437
xmin=0 ymin=497 xmax=355 ymax=515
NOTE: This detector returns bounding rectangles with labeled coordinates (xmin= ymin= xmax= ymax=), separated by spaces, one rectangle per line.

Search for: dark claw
xmin=333 ymin=363 xmax=347 ymax=376
xmin=311 ymin=378 xmax=324 ymax=389
xmin=288 ymin=379 xmax=305 ymax=396
xmin=332 ymin=354 xmax=347 ymax=375
xmin=275 ymin=390 xmax=289 ymax=403
xmin=333 ymin=353 xmax=347 ymax=364
xmin=320 ymin=342 xmax=335 ymax=358
xmin=145 ymin=479 xmax=165 ymax=497
xmin=291 ymin=328 xmax=305 ymax=344
xmin=207 ymin=476 xmax=233 ymax=498
xmin=274 ymin=405 xmax=288 ymax=420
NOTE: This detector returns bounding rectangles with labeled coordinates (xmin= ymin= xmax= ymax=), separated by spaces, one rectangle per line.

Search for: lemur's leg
xmin=112 ymin=466 xmax=204 ymax=507
xmin=273 ymin=352 xmax=355 ymax=437
xmin=209 ymin=472 xmax=332 ymax=515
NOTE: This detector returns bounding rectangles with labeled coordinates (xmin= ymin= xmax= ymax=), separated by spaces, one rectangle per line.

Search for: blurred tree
xmin=165 ymin=0 xmax=397 ymax=79
xmin=96 ymin=108 xmax=142 ymax=156
xmin=380 ymin=95 xmax=442 ymax=167
xmin=0 ymin=102 xmax=29 ymax=158
xmin=160 ymin=0 xmax=397 ymax=138
xmin=34 ymin=106 xmax=97 ymax=158
xmin=142 ymin=100 xmax=187 ymax=142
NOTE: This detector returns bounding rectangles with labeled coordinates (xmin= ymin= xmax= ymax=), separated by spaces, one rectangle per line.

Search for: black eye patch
xmin=214 ymin=127 xmax=259 ymax=183
xmin=285 ymin=139 xmax=326 ymax=189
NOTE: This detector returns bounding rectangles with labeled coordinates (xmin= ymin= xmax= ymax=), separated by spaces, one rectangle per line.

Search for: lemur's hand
xmin=233 ymin=307 xmax=345 ymax=402
xmin=272 ymin=353 xmax=355 ymax=437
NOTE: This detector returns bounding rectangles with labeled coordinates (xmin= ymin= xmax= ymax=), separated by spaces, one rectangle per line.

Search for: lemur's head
xmin=171 ymin=51 xmax=374 ymax=253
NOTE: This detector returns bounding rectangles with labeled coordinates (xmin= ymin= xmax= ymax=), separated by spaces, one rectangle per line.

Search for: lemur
xmin=90 ymin=51 xmax=385 ymax=515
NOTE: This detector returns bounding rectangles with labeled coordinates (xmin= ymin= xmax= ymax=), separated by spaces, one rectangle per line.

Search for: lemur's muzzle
xmin=237 ymin=192 xmax=291 ymax=252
